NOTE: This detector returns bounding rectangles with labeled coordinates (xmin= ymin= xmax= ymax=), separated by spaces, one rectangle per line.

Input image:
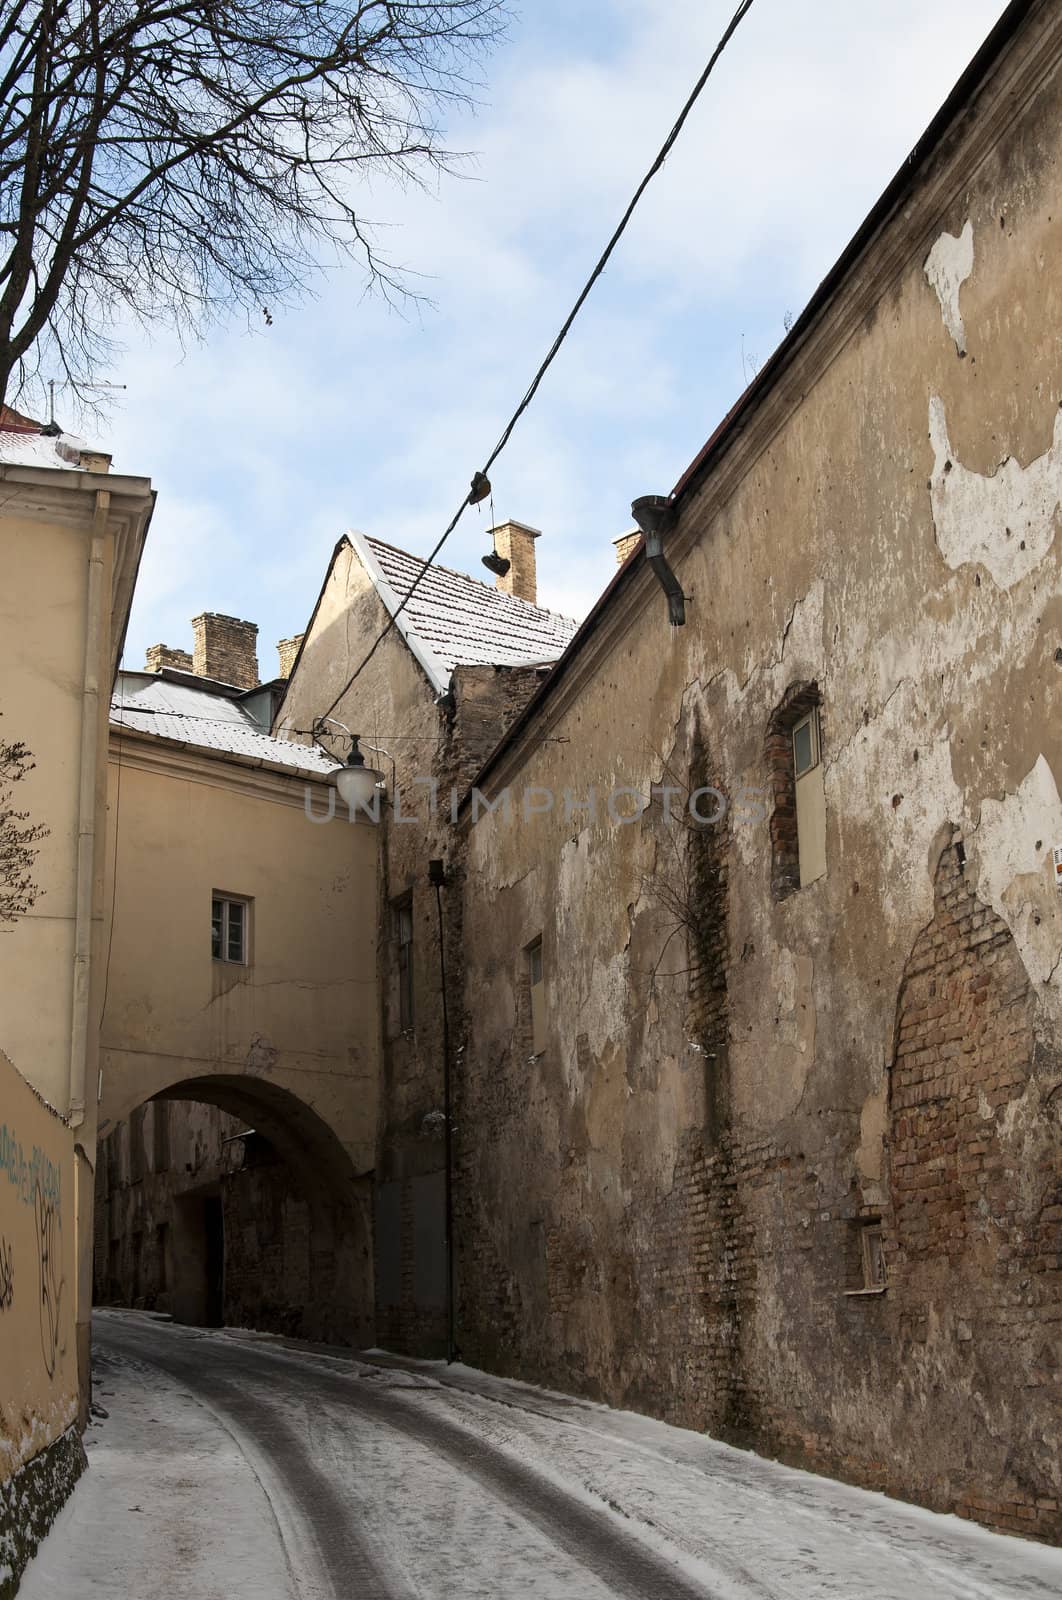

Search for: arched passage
xmin=94 ymin=1075 xmax=373 ymax=1347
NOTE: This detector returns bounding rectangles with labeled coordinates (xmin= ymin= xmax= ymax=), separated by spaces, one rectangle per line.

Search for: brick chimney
xmin=613 ymin=530 xmax=642 ymax=567
xmin=191 ymin=613 xmax=259 ymax=688
xmin=489 ymin=520 xmax=540 ymax=606
xmin=145 ymin=644 xmax=193 ymax=673
xmin=276 ymin=634 xmax=305 ymax=678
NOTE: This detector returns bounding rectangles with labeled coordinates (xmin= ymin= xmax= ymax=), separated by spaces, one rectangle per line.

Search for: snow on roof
xmin=0 ymin=425 xmax=98 ymax=469
xmin=350 ymin=530 xmax=579 ymax=694
xmin=111 ymin=672 xmax=338 ymax=776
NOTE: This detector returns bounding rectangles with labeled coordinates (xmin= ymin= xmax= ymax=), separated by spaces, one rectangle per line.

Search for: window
xmin=793 ymin=706 xmax=826 ymax=887
xmin=861 ymin=1223 xmax=886 ymax=1291
xmin=846 ymin=1218 xmax=887 ymax=1296
xmin=395 ymin=896 xmax=414 ymax=1030
xmin=527 ymin=937 xmax=545 ymax=1056
xmin=212 ymin=895 xmax=250 ymax=963
xmin=766 ymin=685 xmax=826 ymax=899
xmin=793 ymin=710 xmax=818 ymax=778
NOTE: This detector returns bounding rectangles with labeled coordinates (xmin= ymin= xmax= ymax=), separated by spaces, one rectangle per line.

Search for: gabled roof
xmin=111 ymin=672 xmax=338 ymax=776
xmin=349 ymin=529 xmax=579 ymax=695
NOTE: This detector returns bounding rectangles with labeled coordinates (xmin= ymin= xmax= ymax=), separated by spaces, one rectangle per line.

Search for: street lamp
xmin=330 ymin=735 xmax=385 ymax=810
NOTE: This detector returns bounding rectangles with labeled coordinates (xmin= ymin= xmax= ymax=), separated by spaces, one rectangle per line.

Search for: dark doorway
xmin=204 ymin=1196 xmax=224 ymax=1327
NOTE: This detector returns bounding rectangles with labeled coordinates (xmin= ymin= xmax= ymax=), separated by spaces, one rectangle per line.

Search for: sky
xmin=91 ymin=0 xmax=1009 ymax=680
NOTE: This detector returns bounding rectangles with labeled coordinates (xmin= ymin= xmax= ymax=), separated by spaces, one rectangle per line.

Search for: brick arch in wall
xmin=883 ymin=835 xmax=1062 ymax=1538
xmin=101 ymin=1073 xmax=373 ymax=1347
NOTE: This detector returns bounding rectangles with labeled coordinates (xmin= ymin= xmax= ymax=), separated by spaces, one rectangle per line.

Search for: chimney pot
xmin=488 ymin=520 xmax=540 ymax=606
xmin=191 ymin=612 xmax=259 ymax=688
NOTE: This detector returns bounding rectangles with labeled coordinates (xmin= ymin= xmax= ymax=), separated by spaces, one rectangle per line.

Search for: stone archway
xmin=95 ymin=1074 xmax=373 ymax=1347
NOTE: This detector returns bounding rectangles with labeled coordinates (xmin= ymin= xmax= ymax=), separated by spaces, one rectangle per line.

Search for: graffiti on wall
xmin=0 ymin=1123 xmax=62 ymax=1211
xmin=35 ymin=1180 xmax=65 ymax=1377
xmin=0 ymin=1121 xmax=65 ymax=1372
xmin=0 ymin=1234 xmax=12 ymax=1309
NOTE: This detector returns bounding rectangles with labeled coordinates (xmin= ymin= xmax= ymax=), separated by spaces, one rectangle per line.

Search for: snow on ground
xmin=19 ymin=1311 xmax=1062 ymax=1599
xmin=19 ymin=1332 xmax=301 ymax=1599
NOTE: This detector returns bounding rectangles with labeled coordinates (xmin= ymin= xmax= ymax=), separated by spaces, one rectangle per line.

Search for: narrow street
xmin=19 ymin=1311 xmax=1062 ymax=1600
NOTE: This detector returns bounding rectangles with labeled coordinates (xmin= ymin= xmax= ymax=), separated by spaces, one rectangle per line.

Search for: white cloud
xmin=95 ymin=0 xmax=1008 ymax=671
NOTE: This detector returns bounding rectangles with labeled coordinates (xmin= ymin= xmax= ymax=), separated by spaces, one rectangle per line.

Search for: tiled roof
xmin=351 ymin=531 xmax=579 ymax=692
xmin=111 ymin=673 xmax=338 ymax=775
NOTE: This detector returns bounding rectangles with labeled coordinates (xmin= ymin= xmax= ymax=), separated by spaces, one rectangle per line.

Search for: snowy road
xmin=20 ymin=1310 xmax=1062 ymax=1599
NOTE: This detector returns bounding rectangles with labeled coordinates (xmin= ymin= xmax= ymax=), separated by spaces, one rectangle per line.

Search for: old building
xmin=274 ymin=526 xmax=578 ymax=1353
xmin=94 ymin=655 xmax=380 ymax=1345
xmin=0 ymin=417 xmax=154 ymax=1586
xmin=446 ymin=0 xmax=1062 ymax=1541
xmin=57 ymin=0 xmax=1062 ymax=1556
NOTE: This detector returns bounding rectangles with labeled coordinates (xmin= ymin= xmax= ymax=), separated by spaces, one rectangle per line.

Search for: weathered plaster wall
xmin=456 ymin=14 xmax=1062 ymax=1538
xmin=0 ymin=1048 xmax=81 ymax=1592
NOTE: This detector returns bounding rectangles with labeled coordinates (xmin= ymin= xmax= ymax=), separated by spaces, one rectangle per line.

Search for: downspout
xmin=429 ymin=857 xmax=456 ymax=1363
xmin=68 ymin=488 xmax=110 ymax=1126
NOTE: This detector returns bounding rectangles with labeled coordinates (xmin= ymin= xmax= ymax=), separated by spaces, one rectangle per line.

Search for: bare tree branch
xmin=0 ymin=0 xmax=507 ymax=408
xmin=0 ymin=716 xmax=47 ymax=923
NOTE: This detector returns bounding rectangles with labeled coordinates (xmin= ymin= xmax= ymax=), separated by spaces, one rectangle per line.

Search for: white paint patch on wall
xmin=967 ymin=753 xmax=1062 ymax=1030
xmin=928 ymin=396 xmax=1062 ymax=588
xmin=924 ymin=220 xmax=974 ymax=355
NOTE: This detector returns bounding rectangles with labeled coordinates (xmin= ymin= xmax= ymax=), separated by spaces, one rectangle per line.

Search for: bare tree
xmin=0 ymin=720 xmax=47 ymax=922
xmin=0 ymin=0 xmax=506 ymax=409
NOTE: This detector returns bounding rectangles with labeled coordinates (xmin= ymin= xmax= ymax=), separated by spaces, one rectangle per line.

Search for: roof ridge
xmin=364 ymin=533 xmax=578 ymax=626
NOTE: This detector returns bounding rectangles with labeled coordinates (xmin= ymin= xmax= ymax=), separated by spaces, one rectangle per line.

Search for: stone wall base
xmin=0 ymin=1427 xmax=87 ymax=1597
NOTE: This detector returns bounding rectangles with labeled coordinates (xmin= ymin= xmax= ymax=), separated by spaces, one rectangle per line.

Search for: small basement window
xmin=212 ymin=895 xmax=250 ymax=964
xmin=527 ymin=937 xmax=545 ymax=1056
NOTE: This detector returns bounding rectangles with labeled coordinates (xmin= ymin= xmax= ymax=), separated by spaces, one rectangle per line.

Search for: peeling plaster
xmin=966 ymin=753 xmax=1062 ymax=1029
xmin=924 ymin=220 xmax=974 ymax=354
xmin=928 ymin=395 xmax=1062 ymax=588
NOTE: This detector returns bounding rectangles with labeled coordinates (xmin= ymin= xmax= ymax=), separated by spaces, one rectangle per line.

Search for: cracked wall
xmin=454 ymin=14 xmax=1062 ymax=1541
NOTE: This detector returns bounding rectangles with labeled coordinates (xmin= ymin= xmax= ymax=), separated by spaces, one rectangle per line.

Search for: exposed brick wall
xmin=880 ymin=837 xmax=1061 ymax=1539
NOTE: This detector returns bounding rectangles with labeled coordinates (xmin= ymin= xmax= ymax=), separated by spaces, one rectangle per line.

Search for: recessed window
xmin=527 ymin=937 xmax=545 ymax=1056
xmin=767 ymin=686 xmax=826 ymax=900
xmin=861 ymin=1223 xmax=886 ymax=1291
xmin=395 ymin=896 xmax=414 ymax=1031
xmin=212 ymin=895 xmax=250 ymax=964
xmin=846 ymin=1218 xmax=887 ymax=1296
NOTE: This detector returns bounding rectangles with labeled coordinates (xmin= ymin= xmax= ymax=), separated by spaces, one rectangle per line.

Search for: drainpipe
xmin=428 ymin=857 xmax=456 ymax=1363
xmin=630 ymin=494 xmax=687 ymax=626
xmin=68 ymin=489 xmax=110 ymax=1127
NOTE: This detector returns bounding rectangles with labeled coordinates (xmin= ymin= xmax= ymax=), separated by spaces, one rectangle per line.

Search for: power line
xmin=315 ymin=0 xmax=757 ymax=730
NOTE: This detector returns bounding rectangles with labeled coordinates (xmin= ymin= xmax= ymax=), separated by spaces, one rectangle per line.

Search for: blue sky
xmin=98 ymin=0 xmax=1007 ymax=681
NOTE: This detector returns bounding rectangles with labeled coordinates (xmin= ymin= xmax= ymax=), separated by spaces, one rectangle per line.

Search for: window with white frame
xmin=792 ymin=706 xmax=826 ymax=888
xmin=212 ymin=894 xmax=250 ymax=964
